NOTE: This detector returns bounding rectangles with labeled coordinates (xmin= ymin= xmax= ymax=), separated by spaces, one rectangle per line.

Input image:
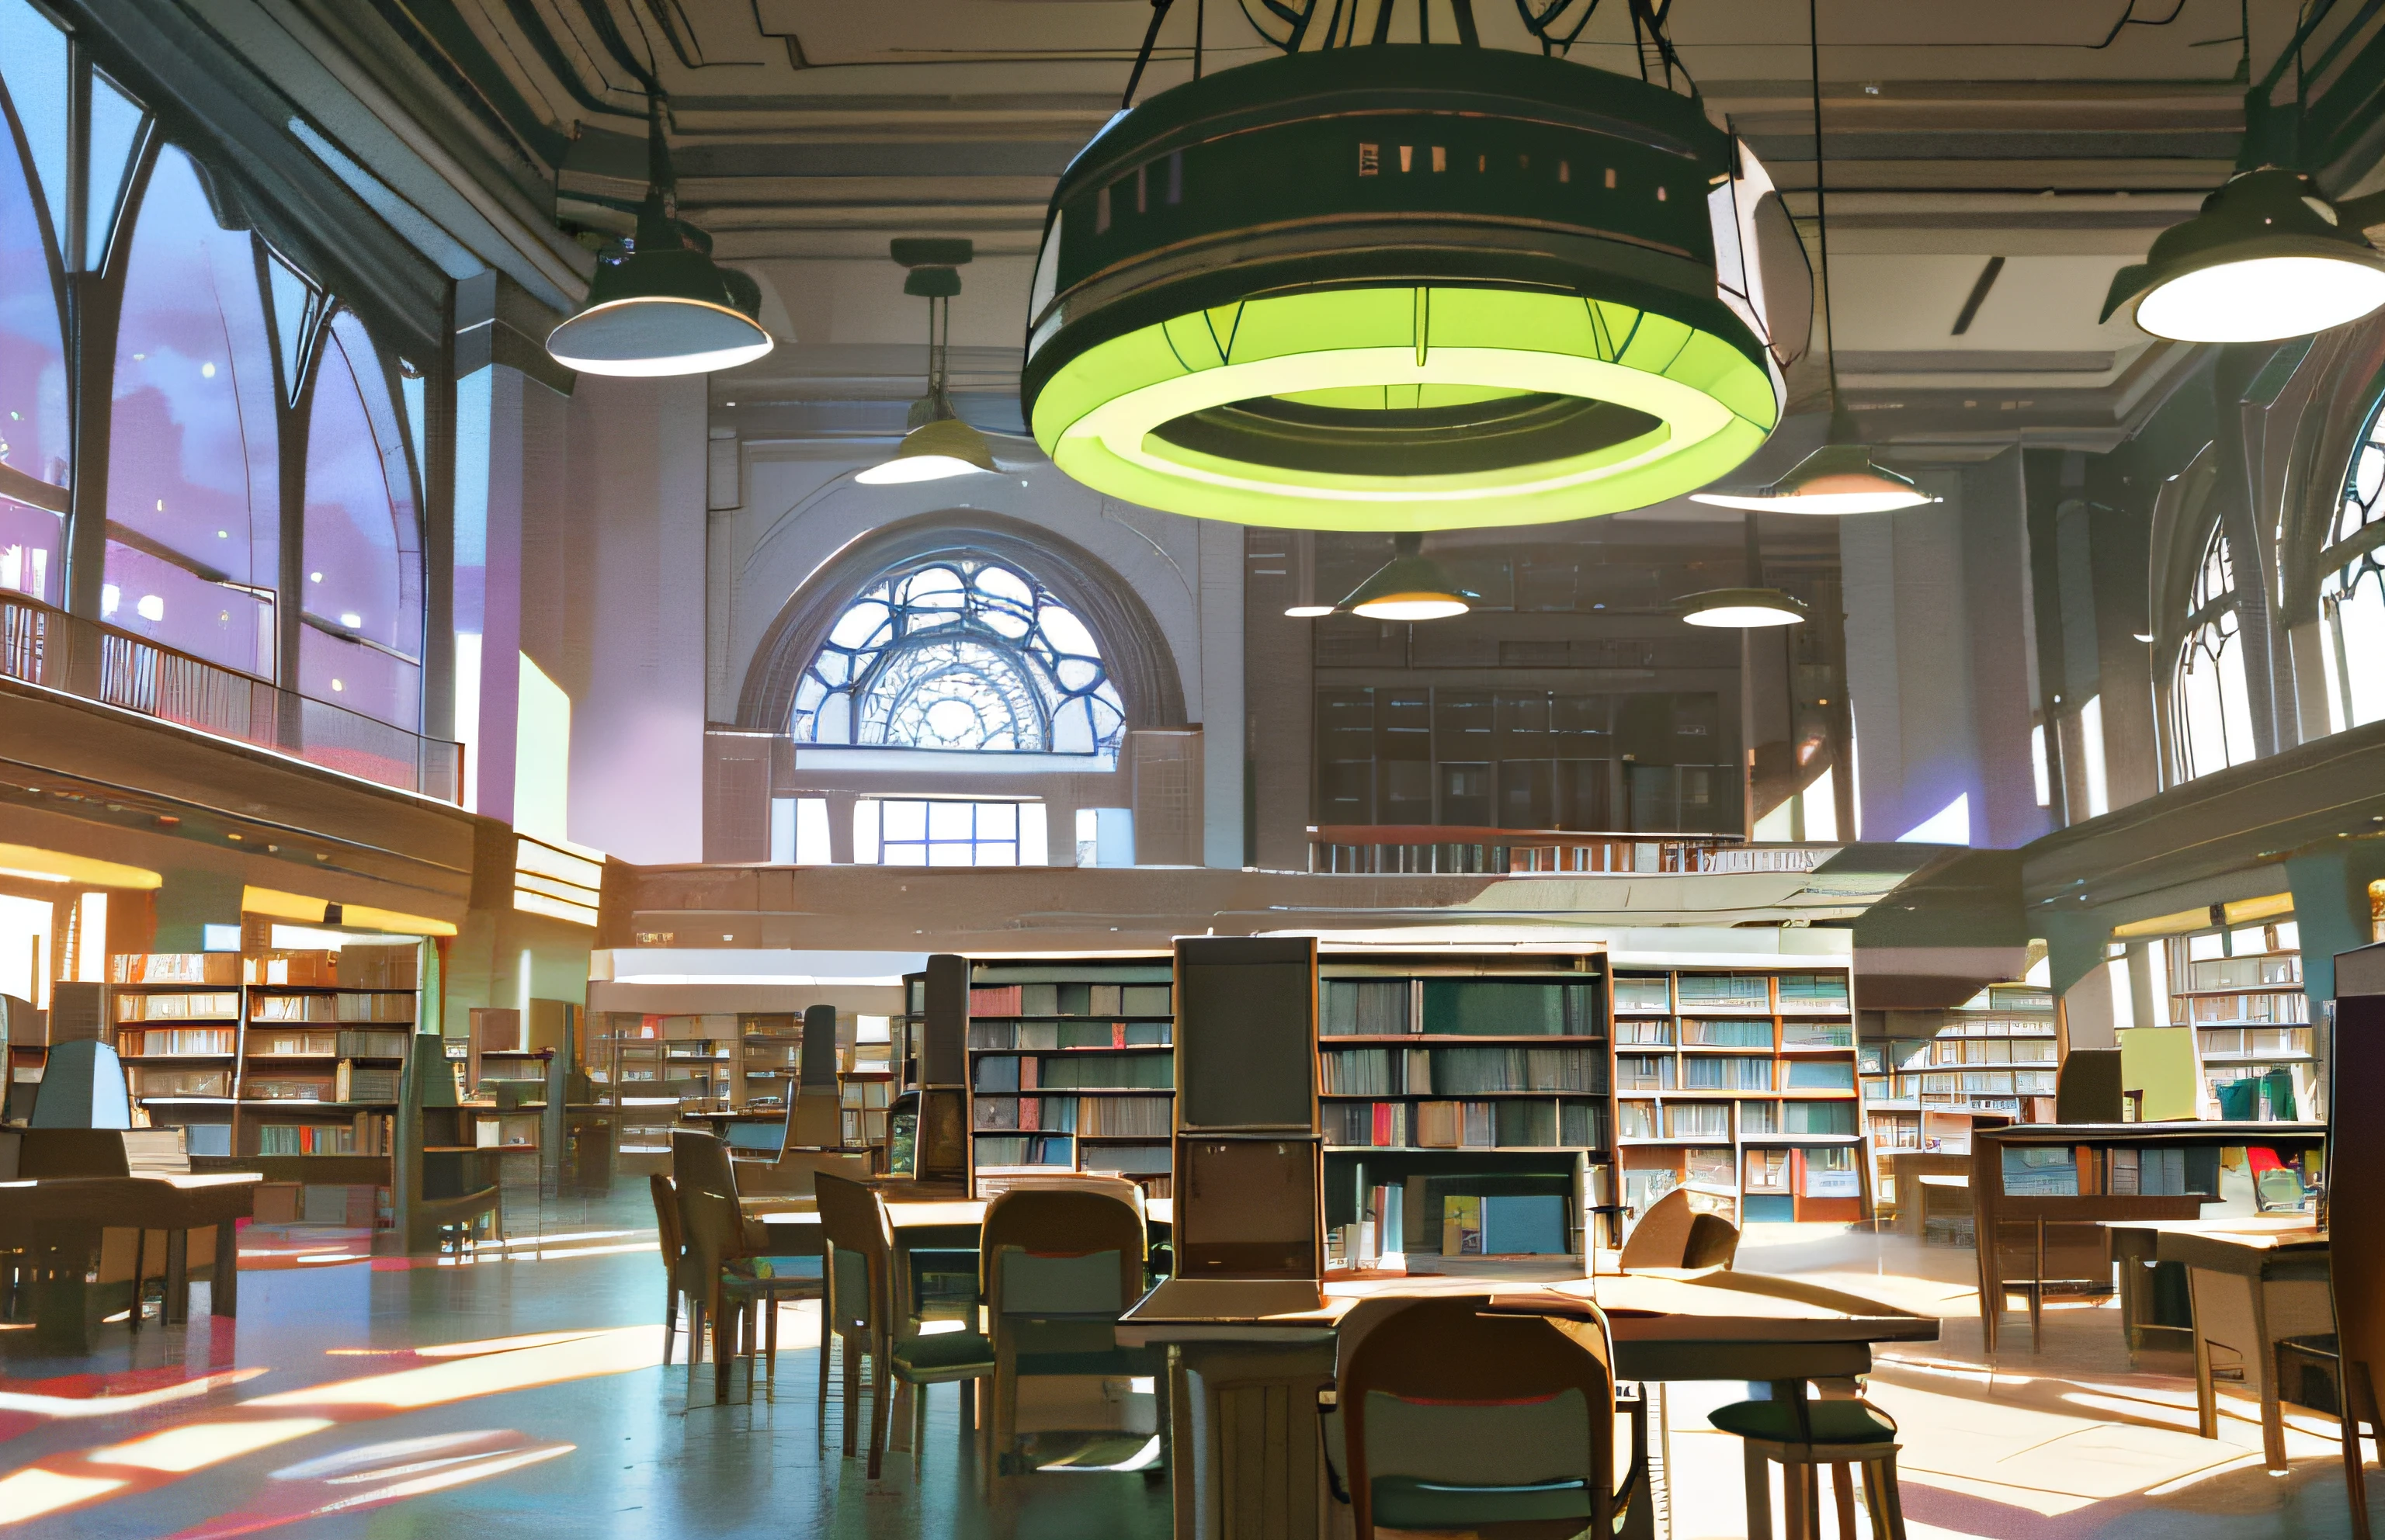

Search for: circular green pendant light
xmin=1021 ymin=44 xmax=1798 ymax=531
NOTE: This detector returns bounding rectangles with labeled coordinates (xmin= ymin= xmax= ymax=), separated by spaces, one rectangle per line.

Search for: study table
xmin=1113 ymin=1266 xmax=1939 ymax=1540
xmin=2104 ymin=1216 xmax=2329 ymax=1470
xmin=0 ymin=1173 xmax=259 ymax=1348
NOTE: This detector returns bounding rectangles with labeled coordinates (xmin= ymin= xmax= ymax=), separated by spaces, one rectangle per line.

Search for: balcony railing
xmin=0 ymin=592 xmax=461 ymax=803
xmin=1306 ymin=824 xmax=1838 ymax=876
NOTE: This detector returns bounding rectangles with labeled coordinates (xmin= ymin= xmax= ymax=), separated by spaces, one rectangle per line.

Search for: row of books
xmin=1324 ymin=1098 xmax=1607 ymax=1149
xmin=967 ymin=1021 xmax=1170 ymax=1050
xmin=969 ymin=983 xmax=1172 ymax=1018
xmin=238 ymin=1063 xmax=401 ymax=1102
xmin=256 ymin=1123 xmax=358 ymax=1155
xmin=252 ymin=994 xmax=417 ymax=1023
xmin=1321 ymin=1046 xmax=1609 ymax=1096
xmin=972 ymin=1134 xmax=1076 ymax=1165
xmin=971 ymin=1094 xmax=1172 ymax=1136
xmin=113 ymin=949 xmax=420 ymax=988
xmin=245 ymin=1029 xmax=412 ymax=1059
xmin=116 ymin=992 xmax=241 ymax=1022
xmin=121 ymin=1027 xmax=238 ymax=1056
xmin=1623 ymin=1055 xmax=1860 ymax=1091
xmin=128 ymin=1067 xmax=230 ymax=1098
xmin=1616 ymin=1099 xmax=1856 ymax=1139
xmin=1616 ymin=1019 xmax=1783 ymax=1047
xmin=1321 ymin=979 xmax=1605 ymax=1038
xmin=973 ymin=1053 xmax=1174 ymax=1091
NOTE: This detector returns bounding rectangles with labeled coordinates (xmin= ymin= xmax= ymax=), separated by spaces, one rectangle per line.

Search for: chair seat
xmin=1709 ymin=1400 xmax=1897 ymax=1446
xmin=1373 ymin=1475 xmax=1594 ymax=1529
xmin=893 ymin=1328 xmax=996 ymax=1379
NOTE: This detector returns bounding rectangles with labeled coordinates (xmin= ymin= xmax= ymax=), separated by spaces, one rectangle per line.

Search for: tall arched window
xmin=792 ymin=556 xmax=1126 ymax=755
xmin=104 ymin=142 xmax=279 ymax=677
xmin=2321 ymin=392 xmax=2385 ymax=733
xmin=300 ymin=310 xmax=422 ymax=729
xmin=0 ymin=0 xmax=69 ymax=602
xmin=2175 ymin=524 xmax=2256 ymax=780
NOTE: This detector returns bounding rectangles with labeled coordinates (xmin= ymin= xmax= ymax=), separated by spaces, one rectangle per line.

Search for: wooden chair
xmin=980 ymin=1184 xmax=1159 ymax=1473
xmin=1682 ymin=1212 xmax=1741 ymax=1271
xmin=816 ymin=1172 xmax=994 ymax=1477
xmin=671 ymin=1131 xmax=821 ymax=1405
xmin=1329 ymin=1293 xmax=1645 ymax=1540
xmin=1619 ymin=1187 xmax=1699 ymax=1271
xmin=1706 ymin=1393 xmax=1908 ymax=1540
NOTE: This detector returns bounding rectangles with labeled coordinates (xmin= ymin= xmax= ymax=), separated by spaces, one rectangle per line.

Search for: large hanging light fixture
xmin=2101 ymin=2 xmax=2385 ymax=345
xmin=858 ymin=239 xmax=999 ymax=486
xmin=2102 ymin=168 xmax=2385 ymax=343
xmin=1285 ymin=533 xmax=1477 ymax=620
xmin=1689 ymin=0 xmax=1932 ymax=517
xmin=547 ymin=98 xmax=774 ymax=378
xmin=1020 ymin=9 xmax=1808 ymax=532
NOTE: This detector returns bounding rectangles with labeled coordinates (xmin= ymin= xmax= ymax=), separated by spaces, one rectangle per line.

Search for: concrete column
xmin=1198 ymin=522 xmax=1245 ymax=868
xmin=2287 ymin=846 xmax=2385 ymax=1004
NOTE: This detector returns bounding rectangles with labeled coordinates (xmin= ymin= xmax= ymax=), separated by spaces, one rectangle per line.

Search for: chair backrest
xmin=671 ymin=1129 xmax=748 ymax=1282
xmin=1681 ymin=1211 xmax=1741 ymax=1270
xmin=1618 ymin=1186 xmax=1696 ymax=1270
xmin=814 ymin=1172 xmax=894 ymax=1341
xmin=16 ymin=1128 xmax=132 ymax=1178
xmin=981 ymin=1185 xmax=1145 ymax=1320
xmin=671 ymin=1128 xmax=740 ymax=1202
xmin=648 ymin=1173 xmax=686 ymax=1278
xmin=2054 ymin=1049 xmax=2123 ymax=1122
xmin=1341 ymin=1294 xmax=1620 ymax=1540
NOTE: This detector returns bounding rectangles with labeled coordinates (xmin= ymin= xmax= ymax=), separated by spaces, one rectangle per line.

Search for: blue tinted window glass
xmin=0 ymin=0 xmax=68 ymax=255
xmin=85 ymin=70 xmax=143 ymax=270
xmin=300 ymin=310 xmax=421 ymax=729
xmin=105 ymin=144 xmax=279 ymax=676
xmin=0 ymin=52 xmax=67 ymax=523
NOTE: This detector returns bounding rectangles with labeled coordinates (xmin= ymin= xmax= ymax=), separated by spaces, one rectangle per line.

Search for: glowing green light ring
xmin=1031 ymin=286 xmax=1776 ymax=531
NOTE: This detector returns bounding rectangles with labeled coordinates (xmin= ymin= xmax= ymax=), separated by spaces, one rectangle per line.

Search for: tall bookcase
xmin=957 ymin=957 xmax=1175 ymax=1198
xmin=588 ymin=1008 xmax=835 ymax=1168
xmin=1858 ymin=984 xmax=2056 ymax=1210
xmin=1317 ymin=949 xmax=1609 ymax=1262
xmin=1611 ymin=962 xmax=1864 ymax=1226
xmin=113 ymin=947 xmax=417 ymax=1160
xmin=2170 ymin=921 xmax=2315 ymax=1118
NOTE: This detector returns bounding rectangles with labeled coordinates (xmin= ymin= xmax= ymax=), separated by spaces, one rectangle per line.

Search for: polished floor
xmin=0 ymin=1188 xmax=2366 ymax=1539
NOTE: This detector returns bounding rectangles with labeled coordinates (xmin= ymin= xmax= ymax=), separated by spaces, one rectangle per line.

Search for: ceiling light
xmin=1282 ymin=604 xmax=1335 ymax=619
xmin=1020 ymin=42 xmax=1806 ymax=531
xmin=1678 ymin=587 xmax=1807 ymax=627
xmin=546 ymin=98 xmax=772 ymax=378
xmin=1327 ymin=533 xmax=1477 ymax=621
xmin=2102 ymin=168 xmax=2385 ymax=342
xmin=1692 ymin=0 xmax=1931 ymax=519
xmin=861 ymin=240 xmax=997 ymax=486
xmin=1692 ymin=429 xmax=1935 ymax=514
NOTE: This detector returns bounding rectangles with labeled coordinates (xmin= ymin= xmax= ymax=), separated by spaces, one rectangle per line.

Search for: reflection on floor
xmin=0 ymin=1196 xmax=2366 ymax=1538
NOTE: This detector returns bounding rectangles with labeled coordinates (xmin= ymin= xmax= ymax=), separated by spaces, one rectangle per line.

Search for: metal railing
xmin=1307 ymin=824 xmax=1838 ymax=876
xmin=0 ymin=591 xmax=462 ymax=803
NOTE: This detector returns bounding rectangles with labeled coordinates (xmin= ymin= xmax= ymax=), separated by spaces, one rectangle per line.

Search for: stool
xmin=1708 ymin=1397 xmax=1906 ymax=1540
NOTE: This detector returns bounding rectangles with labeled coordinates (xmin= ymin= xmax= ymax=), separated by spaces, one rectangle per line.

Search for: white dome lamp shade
xmin=1284 ymin=533 xmax=1477 ymax=620
xmin=1677 ymin=587 xmax=1807 ymax=628
xmin=2102 ymin=168 xmax=2385 ymax=343
xmin=858 ymin=241 xmax=1000 ymax=486
xmin=546 ymin=99 xmax=773 ymax=378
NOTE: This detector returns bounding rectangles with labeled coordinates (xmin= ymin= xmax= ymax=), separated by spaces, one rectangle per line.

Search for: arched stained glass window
xmin=299 ymin=310 xmax=422 ymax=730
xmin=2321 ymin=392 xmax=2385 ymax=734
xmin=793 ymin=556 xmax=1126 ymax=755
xmin=0 ymin=0 xmax=68 ymax=603
xmin=103 ymin=143 xmax=279 ymax=677
xmin=2175 ymin=524 xmax=2255 ymax=780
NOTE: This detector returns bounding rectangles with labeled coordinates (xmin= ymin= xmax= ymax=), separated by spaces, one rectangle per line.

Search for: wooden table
xmin=1882 ymin=1151 xmax=1974 ymax=1237
xmin=1970 ymin=1122 xmax=2326 ymax=1355
xmin=0 ymin=1173 xmax=259 ymax=1348
xmin=2106 ymin=1218 xmax=2330 ymax=1470
xmin=1115 ymin=1267 xmax=1937 ymax=1540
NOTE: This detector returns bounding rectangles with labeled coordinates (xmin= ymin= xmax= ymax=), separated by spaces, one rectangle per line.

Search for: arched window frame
xmin=2173 ymin=521 xmax=2258 ymax=782
xmin=2317 ymin=387 xmax=2385 ymax=734
xmin=792 ymin=553 xmax=1128 ymax=757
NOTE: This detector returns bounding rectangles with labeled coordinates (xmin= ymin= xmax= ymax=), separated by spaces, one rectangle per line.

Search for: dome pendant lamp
xmin=1286 ymin=532 xmax=1477 ymax=620
xmin=1689 ymin=0 xmax=1930 ymax=517
xmin=1020 ymin=7 xmax=1810 ymax=532
xmin=859 ymin=239 xmax=1000 ymax=485
xmin=547 ymin=97 xmax=773 ymax=378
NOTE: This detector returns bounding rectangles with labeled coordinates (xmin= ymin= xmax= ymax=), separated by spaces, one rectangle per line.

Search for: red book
xmin=1019 ymin=1096 xmax=1040 ymax=1132
xmin=1020 ymin=1056 xmax=1040 ymax=1091
xmin=1113 ymin=1022 xmax=1127 ymax=1049
xmin=1372 ymin=1103 xmax=1394 ymax=1147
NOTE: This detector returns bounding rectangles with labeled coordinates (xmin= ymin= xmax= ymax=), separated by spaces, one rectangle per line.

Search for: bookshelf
xmin=110 ymin=946 xmax=417 ymax=1160
xmin=958 ymin=957 xmax=1175 ymax=1198
xmin=1611 ymin=962 xmax=1864 ymax=1227
xmin=2170 ymin=921 xmax=2316 ymax=1119
xmin=1858 ymin=983 xmax=2055 ymax=1212
xmin=590 ymin=1008 xmax=828 ymax=1168
xmin=840 ymin=1015 xmax=894 ymax=1151
xmin=1317 ymin=949 xmax=1608 ymax=1262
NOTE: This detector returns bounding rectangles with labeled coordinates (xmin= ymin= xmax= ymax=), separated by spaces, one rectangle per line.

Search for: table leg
xmin=1742 ymin=1441 xmax=1774 ymax=1540
xmin=1977 ymin=1218 xmax=2001 ymax=1358
xmin=2192 ymin=1308 xmax=2219 ymax=1439
xmin=165 ymin=1229 xmax=190 ymax=1327
xmin=213 ymin=1220 xmax=238 ymax=1316
xmin=2031 ymin=1217 xmax=2046 ymax=1353
xmin=129 ymin=1229 xmax=146 ymax=1334
xmin=1168 ymin=1345 xmax=1195 ymax=1540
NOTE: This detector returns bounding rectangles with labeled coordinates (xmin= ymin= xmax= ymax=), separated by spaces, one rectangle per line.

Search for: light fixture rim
xmin=1675 ymin=585 xmax=1808 ymax=626
xmin=545 ymin=293 xmax=775 ymax=375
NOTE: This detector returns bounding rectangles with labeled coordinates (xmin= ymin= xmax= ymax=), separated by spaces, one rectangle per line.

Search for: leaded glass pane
xmin=791 ymin=554 xmax=1127 ymax=756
